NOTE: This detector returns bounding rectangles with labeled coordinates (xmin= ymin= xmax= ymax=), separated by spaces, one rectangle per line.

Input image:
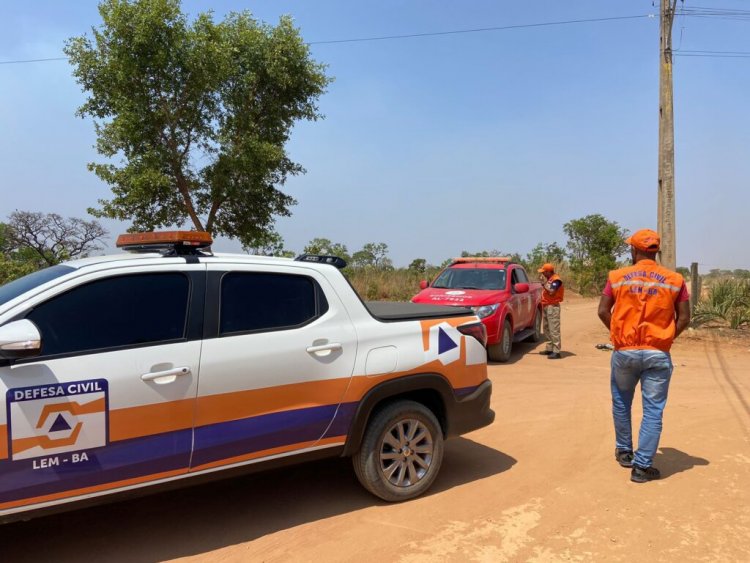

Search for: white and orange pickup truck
xmin=0 ymin=231 xmax=493 ymax=523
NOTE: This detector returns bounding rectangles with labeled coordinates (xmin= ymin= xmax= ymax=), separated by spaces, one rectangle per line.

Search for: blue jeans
xmin=610 ymin=350 xmax=673 ymax=468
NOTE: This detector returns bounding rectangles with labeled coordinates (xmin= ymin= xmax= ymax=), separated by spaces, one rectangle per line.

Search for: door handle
xmin=306 ymin=342 xmax=342 ymax=356
xmin=141 ymin=366 xmax=191 ymax=383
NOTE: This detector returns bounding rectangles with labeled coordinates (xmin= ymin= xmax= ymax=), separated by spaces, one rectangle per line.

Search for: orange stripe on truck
xmin=194 ymin=378 xmax=350 ymax=428
xmin=108 ymin=399 xmax=195 ymax=442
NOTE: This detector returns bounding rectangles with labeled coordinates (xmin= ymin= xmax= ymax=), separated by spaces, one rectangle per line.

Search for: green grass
xmin=693 ymin=278 xmax=750 ymax=329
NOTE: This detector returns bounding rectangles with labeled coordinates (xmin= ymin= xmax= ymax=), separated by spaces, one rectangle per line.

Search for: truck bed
xmin=365 ymin=301 xmax=473 ymax=322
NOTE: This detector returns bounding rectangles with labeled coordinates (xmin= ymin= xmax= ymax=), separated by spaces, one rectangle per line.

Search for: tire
xmin=488 ymin=319 xmax=513 ymax=362
xmin=526 ymin=308 xmax=543 ymax=343
xmin=352 ymin=400 xmax=444 ymax=502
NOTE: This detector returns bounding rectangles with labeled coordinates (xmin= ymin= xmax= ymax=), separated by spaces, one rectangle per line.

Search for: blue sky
xmin=1 ymin=1 xmax=749 ymax=270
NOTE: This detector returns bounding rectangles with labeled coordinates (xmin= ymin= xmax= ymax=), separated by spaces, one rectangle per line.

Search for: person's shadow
xmin=653 ymin=447 xmax=709 ymax=478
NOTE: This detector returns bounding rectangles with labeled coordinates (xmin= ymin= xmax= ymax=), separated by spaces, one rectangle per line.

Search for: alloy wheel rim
xmin=379 ymin=418 xmax=433 ymax=487
xmin=503 ymin=326 xmax=511 ymax=354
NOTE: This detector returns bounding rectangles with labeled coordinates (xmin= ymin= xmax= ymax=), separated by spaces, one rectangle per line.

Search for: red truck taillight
xmin=458 ymin=322 xmax=487 ymax=348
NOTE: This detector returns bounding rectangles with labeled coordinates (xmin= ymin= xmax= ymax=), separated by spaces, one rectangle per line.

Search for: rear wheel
xmin=526 ymin=308 xmax=543 ymax=343
xmin=488 ymin=319 xmax=513 ymax=362
xmin=353 ymin=400 xmax=444 ymax=502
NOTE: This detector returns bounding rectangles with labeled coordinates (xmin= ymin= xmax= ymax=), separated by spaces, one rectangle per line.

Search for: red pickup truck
xmin=412 ymin=257 xmax=543 ymax=362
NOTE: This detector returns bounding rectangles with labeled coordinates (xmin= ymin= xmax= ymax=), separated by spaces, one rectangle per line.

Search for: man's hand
xmin=598 ymin=294 xmax=614 ymax=329
xmin=675 ymin=300 xmax=691 ymax=338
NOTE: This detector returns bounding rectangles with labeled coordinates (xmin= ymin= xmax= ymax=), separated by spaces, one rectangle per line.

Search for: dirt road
xmin=3 ymin=297 xmax=749 ymax=562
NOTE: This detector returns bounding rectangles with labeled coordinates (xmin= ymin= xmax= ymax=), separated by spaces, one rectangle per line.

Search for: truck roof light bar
xmin=116 ymin=231 xmax=213 ymax=256
xmin=452 ymin=257 xmax=512 ymax=264
xmin=295 ymin=254 xmax=348 ymax=269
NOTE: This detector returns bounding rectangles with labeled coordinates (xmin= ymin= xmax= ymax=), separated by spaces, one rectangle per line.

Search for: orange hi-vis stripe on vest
xmin=541 ymin=274 xmax=564 ymax=306
xmin=608 ymin=259 xmax=684 ymax=352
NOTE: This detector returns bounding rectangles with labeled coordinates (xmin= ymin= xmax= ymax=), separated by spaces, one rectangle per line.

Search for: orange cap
xmin=537 ymin=263 xmax=555 ymax=273
xmin=625 ymin=229 xmax=660 ymax=252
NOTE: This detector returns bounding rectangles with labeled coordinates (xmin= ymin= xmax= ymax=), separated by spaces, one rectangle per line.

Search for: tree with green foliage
xmin=243 ymin=232 xmax=294 ymax=258
xmin=303 ymin=238 xmax=350 ymax=263
xmin=0 ymin=223 xmax=36 ymax=284
xmin=64 ymin=0 xmax=331 ymax=248
xmin=0 ymin=212 xmax=107 ymax=284
xmin=526 ymin=242 xmax=566 ymax=271
xmin=563 ymin=214 xmax=629 ymax=294
xmin=352 ymin=242 xmax=393 ymax=270
xmin=408 ymin=258 xmax=427 ymax=273
xmin=4 ymin=211 xmax=108 ymax=268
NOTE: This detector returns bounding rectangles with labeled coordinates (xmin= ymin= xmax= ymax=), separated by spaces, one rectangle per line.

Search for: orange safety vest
xmin=608 ymin=260 xmax=684 ymax=352
xmin=541 ymin=274 xmax=564 ymax=306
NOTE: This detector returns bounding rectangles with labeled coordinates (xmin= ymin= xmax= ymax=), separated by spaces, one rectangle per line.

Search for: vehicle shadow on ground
xmin=0 ymin=438 xmax=515 ymax=563
xmin=653 ymin=447 xmax=709 ymax=479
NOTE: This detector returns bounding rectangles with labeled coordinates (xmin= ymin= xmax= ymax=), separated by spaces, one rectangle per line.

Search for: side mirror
xmin=0 ymin=320 xmax=42 ymax=361
xmin=419 ymin=280 xmax=429 ymax=290
xmin=514 ymin=283 xmax=530 ymax=294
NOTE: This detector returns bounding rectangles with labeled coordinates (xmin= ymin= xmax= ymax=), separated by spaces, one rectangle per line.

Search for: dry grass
xmin=345 ymin=268 xmax=437 ymax=301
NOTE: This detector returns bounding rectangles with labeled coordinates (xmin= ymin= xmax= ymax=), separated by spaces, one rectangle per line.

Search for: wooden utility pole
xmin=690 ymin=262 xmax=700 ymax=315
xmin=658 ymin=0 xmax=678 ymax=270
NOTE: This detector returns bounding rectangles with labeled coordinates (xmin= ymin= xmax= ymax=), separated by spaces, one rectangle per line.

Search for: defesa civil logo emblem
xmin=423 ymin=322 xmax=462 ymax=366
xmin=7 ymin=379 xmax=108 ymax=461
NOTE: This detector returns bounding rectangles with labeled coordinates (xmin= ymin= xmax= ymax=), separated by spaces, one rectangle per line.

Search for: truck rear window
xmin=431 ymin=268 xmax=506 ymax=290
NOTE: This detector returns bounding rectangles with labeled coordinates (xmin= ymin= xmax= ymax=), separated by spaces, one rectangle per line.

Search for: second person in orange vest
xmin=597 ymin=229 xmax=691 ymax=483
xmin=538 ymin=263 xmax=564 ymax=359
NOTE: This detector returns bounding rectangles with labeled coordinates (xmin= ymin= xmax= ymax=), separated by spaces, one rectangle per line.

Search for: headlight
xmin=472 ymin=303 xmax=499 ymax=319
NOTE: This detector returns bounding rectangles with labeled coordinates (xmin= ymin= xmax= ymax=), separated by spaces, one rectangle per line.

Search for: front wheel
xmin=488 ymin=319 xmax=513 ymax=362
xmin=353 ymin=400 xmax=444 ymax=502
xmin=526 ymin=309 xmax=543 ymax=343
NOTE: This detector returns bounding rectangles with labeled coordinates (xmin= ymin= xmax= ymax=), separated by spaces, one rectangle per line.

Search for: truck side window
xmin=26 ymin=273 xmax=190 ymax=358
xmin=515 ymin=268 xmax=529 ymax=284
xmin=219 ymin=272 xmax=328 ymax=335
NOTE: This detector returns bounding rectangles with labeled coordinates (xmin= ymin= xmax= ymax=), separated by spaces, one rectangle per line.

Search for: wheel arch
xmin=341 ymin=374 xmax=453 ymax=457
xmin=502 ymin=311 xmax=514 ymax=333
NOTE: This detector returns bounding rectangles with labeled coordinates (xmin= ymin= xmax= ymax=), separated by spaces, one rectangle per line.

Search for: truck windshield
xmin=431 ymin=268 xmax=506 ymax=290
xmin=0 ymin=265 xmax=75 ymax=309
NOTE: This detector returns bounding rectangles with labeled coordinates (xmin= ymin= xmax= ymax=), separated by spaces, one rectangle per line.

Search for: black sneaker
xmin=547 ymin=352 xmax=562 ymax=359
xmin=540 ymin=350 xmax=553 ymax=356
xmin=615 ymin=448 xmax=634 ymax=468
xmin=631 ymin=465 xmax=661 ymax=483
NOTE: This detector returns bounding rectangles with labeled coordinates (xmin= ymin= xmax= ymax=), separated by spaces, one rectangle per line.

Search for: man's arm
xmin=543 ymin=280 xmax=562 ymax=294
xmin=598 ymin=294 xmax=614 ymax=329
xmin=675 ymin=300 xmax=691 ymax=338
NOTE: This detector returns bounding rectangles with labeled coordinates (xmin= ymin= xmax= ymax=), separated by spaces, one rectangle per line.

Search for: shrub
xmin=693 ymin=278 xmax=750 ymax=329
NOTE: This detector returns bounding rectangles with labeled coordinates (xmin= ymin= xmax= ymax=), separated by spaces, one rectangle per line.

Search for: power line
xmin=677 ymin=49 xmax=750 ymax=55
xmin=0 ymin=56 xmax=67 ymax=65
xmin=307 ymin=14 xmax=653 ymax=45
xmin=676 ymin=53 xmax=750 ymax=58
xmin=0 ymin=14 xmax=654 ymax=64
xmin=675 ymin=49 xmax=750 ymax=58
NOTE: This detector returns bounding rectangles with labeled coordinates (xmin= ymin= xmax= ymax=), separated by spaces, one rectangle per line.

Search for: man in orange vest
xmin=538 ymin=263 xmax=564 ymax=360
xmin=597 ymin=229 xmax=691 ymax=483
